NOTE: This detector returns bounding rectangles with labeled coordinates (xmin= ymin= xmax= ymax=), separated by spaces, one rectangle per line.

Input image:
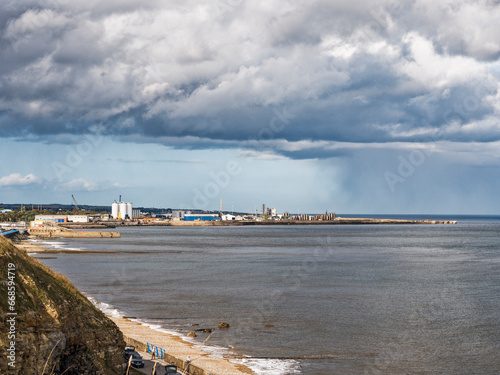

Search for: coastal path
xmin=128 ymin=350 xmax=187 ymax=375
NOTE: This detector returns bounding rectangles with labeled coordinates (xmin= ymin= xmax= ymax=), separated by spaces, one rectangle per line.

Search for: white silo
xmin=111 ymin=202 xmax=119 ymax=219
xmin=119 ymin=202 xmax=127 ymax=219
xmin=126 ymin=203 xmax=133 ymax=219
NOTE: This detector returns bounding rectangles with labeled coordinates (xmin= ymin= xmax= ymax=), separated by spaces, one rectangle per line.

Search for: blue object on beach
xmin=0 ymin=229 xmax=19 ymax=237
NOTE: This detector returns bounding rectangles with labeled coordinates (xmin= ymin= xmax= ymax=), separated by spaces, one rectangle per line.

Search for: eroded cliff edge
xmin=0 ymin=236 xmax=125 ymax=374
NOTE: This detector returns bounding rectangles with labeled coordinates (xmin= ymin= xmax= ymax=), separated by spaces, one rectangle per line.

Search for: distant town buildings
xmin=1 ymin=199 xmax=336 ymax=226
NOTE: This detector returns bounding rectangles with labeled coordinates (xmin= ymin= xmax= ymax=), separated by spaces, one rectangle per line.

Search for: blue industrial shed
xmin=183 ymin=214 xmax=219 ymax=221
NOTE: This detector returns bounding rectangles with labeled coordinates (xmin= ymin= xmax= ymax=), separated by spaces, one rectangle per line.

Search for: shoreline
xmin=19 ymin=238 xmax=256 ymax=375
xmin=66 ymin=217 xmax=458 ymax=228
xmin=110 ymin=316 xmax=254 ymax=375
xmin=15 ymin=218 xmax=459 ymax=235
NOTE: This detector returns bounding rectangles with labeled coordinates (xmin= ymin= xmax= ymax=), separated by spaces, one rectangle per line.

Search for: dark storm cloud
xmin=1 ymin=0 xmax=499 ymax=159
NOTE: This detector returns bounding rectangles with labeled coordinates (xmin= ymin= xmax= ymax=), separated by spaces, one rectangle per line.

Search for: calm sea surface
xmin=34 ymin=216 xmax=500 ymax=374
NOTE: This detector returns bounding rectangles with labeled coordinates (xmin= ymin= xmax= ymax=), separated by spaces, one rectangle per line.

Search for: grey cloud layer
xmin=1 ymin=0 xmax=500 ymax=157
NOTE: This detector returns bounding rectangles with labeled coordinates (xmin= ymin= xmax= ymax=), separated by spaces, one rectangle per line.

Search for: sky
xmin=1 ymin=0 xmax=500 ymax=214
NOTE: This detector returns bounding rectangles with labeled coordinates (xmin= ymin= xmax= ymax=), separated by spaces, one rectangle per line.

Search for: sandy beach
xmin=111 ymin=316 xmax=254 ymax=375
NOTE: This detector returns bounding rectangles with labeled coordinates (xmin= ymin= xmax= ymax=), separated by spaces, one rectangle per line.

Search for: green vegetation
xmin=0 ymin=236 xmax=125 ymax=374
xmin=0 ymin=236 xmax=91 ymax=315
xmin=0 ymin=208 xmax=40 ymax=222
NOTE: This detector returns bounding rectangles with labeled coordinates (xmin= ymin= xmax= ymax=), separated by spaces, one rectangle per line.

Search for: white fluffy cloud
xmin=0 ymin=173 xmax=42 ymax=187
xmin=52 ymin=178 xmax=129 ymax=192
xmin=54 ymin=178 xmax=100 ymax=192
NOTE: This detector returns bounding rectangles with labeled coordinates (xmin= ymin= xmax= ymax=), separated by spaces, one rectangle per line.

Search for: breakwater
xmin=28 ymin=227 xmax=121 ymax=238
xmin=168 ymin=218 xmax=457 ymax=226
xmin=59 ymin=222 xmax=116 ymax=229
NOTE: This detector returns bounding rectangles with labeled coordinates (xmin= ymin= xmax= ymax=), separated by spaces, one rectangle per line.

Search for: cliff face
xmin=0 ymin=237 xmax=125 ymax=374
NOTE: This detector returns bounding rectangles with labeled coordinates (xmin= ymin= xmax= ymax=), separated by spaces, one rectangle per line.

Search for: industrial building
xmin=183 ymin=214 xmax=219 ymax=221
xmin=111 ymin=201 xmax=133 ymax=219
xmin=221 ymin=214 xmax=236 ymax=221
xmin=33 ymin=215 xmax=90 ymax=226
xmin=34 ymin=215 xmax=68 ymax=223
xmin=172 ymin=210 xmax=190 ymax=219
xmin=67 ymin=215 xmax=89 ymax=223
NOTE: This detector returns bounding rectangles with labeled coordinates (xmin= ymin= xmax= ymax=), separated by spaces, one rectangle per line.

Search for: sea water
xmin=33 ymin=215 xmax=500 ymax=374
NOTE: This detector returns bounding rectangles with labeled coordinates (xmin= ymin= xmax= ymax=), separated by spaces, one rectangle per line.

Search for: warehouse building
xmin=34 ymin=215 xmax=90 ymax=224
xmin=34 ymin=215 xmax=68 ymax=223
xmin=67 ymin=215 xmax=90 ymax=223
xmin=183 ymin=214 xmax=219 ymax=221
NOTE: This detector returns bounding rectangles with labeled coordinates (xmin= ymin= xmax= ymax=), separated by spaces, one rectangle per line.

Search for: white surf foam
xmin=86 ymin=295 xmax=126 ymax=318
xmin=30 ymin=239 xmax=83 ymax=251
xmin=236 ymin=357 xmax=301 ymax=375
xmin=86 ymin=296 xmax=302 ymax=374
xmin=133 ymin=319 xmax=302 ymax=374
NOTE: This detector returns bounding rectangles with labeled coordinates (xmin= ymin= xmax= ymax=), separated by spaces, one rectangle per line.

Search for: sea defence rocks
xmin=218 ymin=322 xmax=230 ymax=328
xmin=195 ymin=328 xmax=213 ymax=333
xmin=0 ymin=236 xmax=125 ymax=374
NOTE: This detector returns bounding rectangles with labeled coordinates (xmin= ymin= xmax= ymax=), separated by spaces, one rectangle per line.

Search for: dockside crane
xmin=72 ymin=195 xmax=79 ymax=211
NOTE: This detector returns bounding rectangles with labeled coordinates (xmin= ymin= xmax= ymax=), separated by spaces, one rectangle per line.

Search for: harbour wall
xmin=168 ymin=219 xmax=457 ymax=226
xmin=28 ymin=228 xmax=121 ymax=238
